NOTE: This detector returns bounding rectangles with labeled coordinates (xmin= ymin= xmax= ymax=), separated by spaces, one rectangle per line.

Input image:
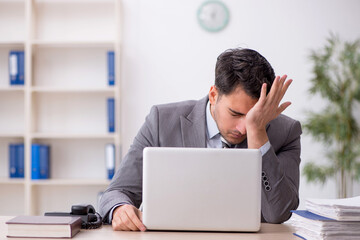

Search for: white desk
xmin=1 ymin=216 xmax=298 ymax=240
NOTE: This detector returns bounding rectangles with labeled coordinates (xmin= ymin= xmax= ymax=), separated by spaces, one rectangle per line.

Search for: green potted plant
xmin=303 ymin=34 xmax=360 ymax=198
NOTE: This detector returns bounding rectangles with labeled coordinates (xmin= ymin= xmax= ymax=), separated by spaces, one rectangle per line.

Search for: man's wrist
xmin=109 ymin=203 xmax=126 ymax=224
xmin=246 ymin=127 xmax=268 ymax=149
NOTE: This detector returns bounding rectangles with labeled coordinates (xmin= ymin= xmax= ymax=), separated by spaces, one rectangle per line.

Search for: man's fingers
xmin=112 ymin=217 xmax=125 ymax=231
xmin=279 ymin=79 xmax=293 ymax=99
xmin=277 ymin=101 xmax=292 ymax=115
xmin=269 ymin=76 xmax=281 ymax=95
xmin=266 ymin=76 xmax=282 ymax=104
xmin=113 ymin=213 xmax=131 ymax=231
xmin=127 ymin=208 xmax=146 ymax=231
xmin=120 ymin=209 xmax=139 ymax=231
xmin=270 ymin=75 xmax=292 ymax=107
xmin=273 ymin=79 xmax=292 ymax=107
xmin=258 ymin=83 xmax=267 ymax=104
xmin=279 ymin=74 xmax=287 ymax=85
xmin=112 ymin=205 xmax=146 ymax=231
xmin=273 ymin=75 xmax=288 ymax=101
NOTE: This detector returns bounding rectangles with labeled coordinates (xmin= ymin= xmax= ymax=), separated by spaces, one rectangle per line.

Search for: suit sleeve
xmin=261 ymin=120 xmax=302 ymax=223
xmin=99 ymin=106 xmax=160 ymax=222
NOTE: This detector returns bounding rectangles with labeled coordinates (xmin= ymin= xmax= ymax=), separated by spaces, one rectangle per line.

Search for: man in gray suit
xmin=99 ymin=48 xmax=302 ymax=231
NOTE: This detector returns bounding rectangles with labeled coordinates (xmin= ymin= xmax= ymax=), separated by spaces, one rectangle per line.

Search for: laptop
xmin=142 ymin=147 xmax=262 ymax=232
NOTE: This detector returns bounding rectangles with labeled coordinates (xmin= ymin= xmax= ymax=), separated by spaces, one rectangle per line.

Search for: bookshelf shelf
xmin=0 ymin=134 xmax=24 ymax=138
xmin=0 ymin=178 xmax=25 ymax=185
xmin=0 ymin=42 xmax=24 ymax=47
xmin=32 ymin=40 xmax=115 ymax=48
xmin=0 ymin=0 xmax=121 ymax=215
xmin=31 ymin=133 xmax=116 ymax=140
xmin=30 ymin=178 xmax=111 ymax=186
xmin=31 ymin=86 xmax=115 ymax=93
xmin=0 ymin=86 xmax=25 ymax=92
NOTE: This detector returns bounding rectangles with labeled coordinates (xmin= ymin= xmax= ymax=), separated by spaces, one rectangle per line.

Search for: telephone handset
xmin=45 ymin=204 xmax=102 ymax=229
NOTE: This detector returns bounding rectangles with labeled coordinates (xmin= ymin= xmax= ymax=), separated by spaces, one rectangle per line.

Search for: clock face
xmin=197 ymin=0 xmax=230 ymax=32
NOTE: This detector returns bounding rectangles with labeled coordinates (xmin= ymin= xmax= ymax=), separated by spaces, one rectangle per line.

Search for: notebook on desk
xmin=142 ymin=147 xmax=262 ymax=232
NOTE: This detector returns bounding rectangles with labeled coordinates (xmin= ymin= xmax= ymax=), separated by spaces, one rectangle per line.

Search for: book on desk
xmin=6 ymin=216 xmax=82 ymax=238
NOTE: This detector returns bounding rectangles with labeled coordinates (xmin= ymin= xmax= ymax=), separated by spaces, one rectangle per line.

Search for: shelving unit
xmin=0 ymin=0 xmax=121 ymax=215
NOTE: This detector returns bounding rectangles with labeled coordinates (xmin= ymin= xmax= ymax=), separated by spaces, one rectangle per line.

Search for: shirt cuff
xmin=259 ymin=141 xmax=271 ymax=156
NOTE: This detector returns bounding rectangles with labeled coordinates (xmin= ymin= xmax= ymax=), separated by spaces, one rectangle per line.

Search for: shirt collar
xmin=206 ymin=101 xmax=220 ymax=139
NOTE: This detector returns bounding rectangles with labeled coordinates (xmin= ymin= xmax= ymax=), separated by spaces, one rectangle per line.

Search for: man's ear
xmin=208 ymin=85 xmax=218 ymax=105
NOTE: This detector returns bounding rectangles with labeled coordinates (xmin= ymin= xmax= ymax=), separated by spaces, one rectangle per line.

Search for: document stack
xmin=291 ymin=196 xmax=360 ymax=240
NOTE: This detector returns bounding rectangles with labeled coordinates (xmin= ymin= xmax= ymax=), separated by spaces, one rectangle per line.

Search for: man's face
xmin=209 ymin=85 xmax=258 ymax=145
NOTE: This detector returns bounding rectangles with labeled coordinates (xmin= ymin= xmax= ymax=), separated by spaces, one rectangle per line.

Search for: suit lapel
xmin=180 ymin=96 xmax=208 ymax=148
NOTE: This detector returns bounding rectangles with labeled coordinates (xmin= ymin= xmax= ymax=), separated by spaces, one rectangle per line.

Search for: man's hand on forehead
xmin=247 ymin=75 xmax=292 ymax=129
xmin=245 ymin=75 xmax=293 ymax=148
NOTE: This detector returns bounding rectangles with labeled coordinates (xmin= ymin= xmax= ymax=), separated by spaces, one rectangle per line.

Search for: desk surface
xmin=1 ymin=216 xmax=297 ymax=240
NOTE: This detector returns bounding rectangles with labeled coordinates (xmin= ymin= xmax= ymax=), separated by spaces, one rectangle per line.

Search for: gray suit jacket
xmin=99 ymin=96 xmax=302 ymax=224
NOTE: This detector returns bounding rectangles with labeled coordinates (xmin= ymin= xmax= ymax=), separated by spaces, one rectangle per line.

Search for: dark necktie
xmin=222 ymin=141 xmax=230 ymax=148
xmin=220 ymin=136 xmax=236 ymax=148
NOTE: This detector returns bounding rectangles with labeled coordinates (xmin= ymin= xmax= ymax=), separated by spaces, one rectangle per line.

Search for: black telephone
xmin=45 ymin=204 xmax=102 ymax=229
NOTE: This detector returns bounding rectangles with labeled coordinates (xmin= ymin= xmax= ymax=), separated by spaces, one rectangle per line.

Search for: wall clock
xmin=197 ymin=0 xmax=230 ymax=32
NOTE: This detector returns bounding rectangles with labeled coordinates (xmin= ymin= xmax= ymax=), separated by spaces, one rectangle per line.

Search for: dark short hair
xmin=215 ymin=48 xmax=275 ymax=99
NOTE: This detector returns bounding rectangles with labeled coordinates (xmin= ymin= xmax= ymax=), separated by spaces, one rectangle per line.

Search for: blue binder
xmin=108 ymin=51 xmax=115 ymax=86
xmin=31 ymin=144 xmax=41 ymax=180
xmin=17 ymin=51 xmax=25 ymax=85
xmin=9 ymin=144 xmax=18 ymax=178
xmin=39 ymin=145 xmax=50 ymax=179
xmin=107 ymin=98 xmax=115 ymax=133
xmin=9 ymin=51 xmax=18 ymax=85
xmin=9 ymin=51 xmax=25 ymax=85
xmin=32 ymin=144 xmax=50 ymax=180
xmin=17 ymin=144 xmax=24 ymax=178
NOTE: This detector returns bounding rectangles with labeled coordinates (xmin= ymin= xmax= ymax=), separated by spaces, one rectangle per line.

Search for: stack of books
xmin=291 ymin=196 xmax=360 ymax=240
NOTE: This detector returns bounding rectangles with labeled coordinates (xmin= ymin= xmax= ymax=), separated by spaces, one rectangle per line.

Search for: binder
xmin=107 ymin=98 xmax=115 ymax=133
xmin=31 ymin=144 xmax=41 ymax=180
xmin=17 ymin=51 xmax=25 ymax=85
xmin=9 ymin=144 xmax=17 ymax=178
xmin=32 ymin=144 xmax=50 ymax=180
xmin=17 ymin=144 xmax=24 ymax=178
xmin=9 ymin=51 xmax=18 ymax=85
xmin=107 ymin=51 xmax=115 ymax=86
xmin=39 ymin=145 xmax=50 ymax=179
xmin=105 ymin=143 xmax=115 ymax=180
xmin=8 ymin=144 xmax=24 ymax=178
xmin=9 ymin=51 xmax=25 ymax=85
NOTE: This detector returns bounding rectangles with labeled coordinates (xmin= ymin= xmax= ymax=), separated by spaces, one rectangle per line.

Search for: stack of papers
xmin=306 ymin=196 xmax=360 ymax=221
xmin=291 ymin=196 xmax=360 ymax=240
xmin=291 ymin=210 xmax=360 ymax=240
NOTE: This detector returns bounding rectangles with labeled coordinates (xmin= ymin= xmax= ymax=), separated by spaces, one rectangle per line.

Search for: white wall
xmin=120 ymin=0 xmax=360 ymax=209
